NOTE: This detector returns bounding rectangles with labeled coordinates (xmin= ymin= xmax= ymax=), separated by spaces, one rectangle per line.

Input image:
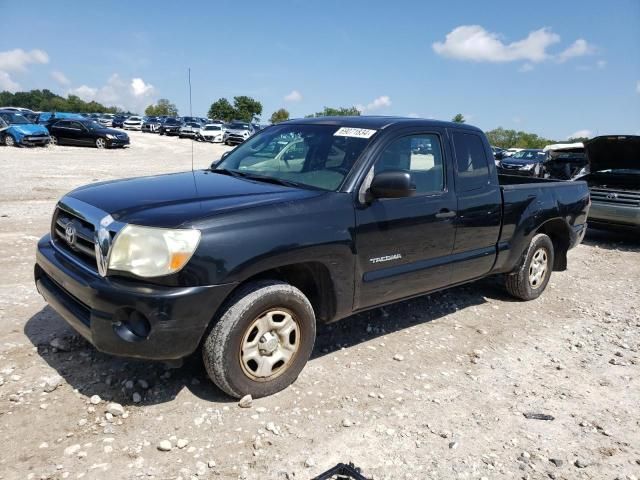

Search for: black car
xmin=34 ymin=116 xmax=590 ymax=399
xmin=158 ymin=118 xmax=183 ymax=136
xmin=112 ymin=115 xmax=127 ymax=128
xmin=498 ymin=149 xmax=545 ymax=177
xmin=49 ymin=119 xmax=130 ymax=149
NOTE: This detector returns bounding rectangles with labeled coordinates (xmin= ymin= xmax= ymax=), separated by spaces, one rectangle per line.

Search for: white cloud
xmin=0 ymin=48 xmax=49 ymax=72
xmin=557 ymin=39 xmax=594 ymax=63
xmin=130 ymin=77 xmax=154 ymax=97
xmin=356 ymin=95 xmax=392 ymax=113
xmin=596 ymin=60 xmax=607 ymax=69
xmin=433 ymin=25 xmax=595 ymax=66
xmin=568 ymin=129 xmax=592 ymax=139
xmin=0 ymin=71 xmax=20 ymax=92
xmin=51 ymin=70 xmax=70 ymax=86
xmin=69 ymin=85 xmax=98 ymax=101
xmin=284 ymin=90 xmax=302 ymax=102
xmin=68 ymin=74 xmax=156 ymax=112
xmin=637 ymin=80 xmax=640 ymax=94
xmin=433 ymin=25 xmax=560 ymax=63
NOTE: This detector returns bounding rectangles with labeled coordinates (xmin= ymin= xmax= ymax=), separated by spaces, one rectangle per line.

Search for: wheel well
xmin=237 ymin=262 xmax=337 ymax=323
xmin=536 ymin=220 xmax=571 ymax=271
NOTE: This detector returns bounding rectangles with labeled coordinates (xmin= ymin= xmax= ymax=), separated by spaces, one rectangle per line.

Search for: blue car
xmin=0 ymin=110 xmax=50 ymax=147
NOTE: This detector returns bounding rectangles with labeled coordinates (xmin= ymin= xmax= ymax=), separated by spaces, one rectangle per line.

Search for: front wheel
xmin=49 ymin=136 xmax=58 ymax=146
xmin=95 ymin=137 xmax=107 ymax=149
xmin=505 ymin=233 xmax=554 ymax=300
xmin=202 ymin=280 xmax=316 ymax=398
xmin=4 ymin=134 xmax=16 ymax=147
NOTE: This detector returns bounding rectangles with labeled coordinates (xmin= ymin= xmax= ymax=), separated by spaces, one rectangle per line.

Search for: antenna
xmin=188 ymin=67 xmax=194 ymax=172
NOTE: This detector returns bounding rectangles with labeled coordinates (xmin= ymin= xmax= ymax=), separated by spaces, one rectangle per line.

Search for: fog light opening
xmin=113 ymin=309 xmax=151 ymax=342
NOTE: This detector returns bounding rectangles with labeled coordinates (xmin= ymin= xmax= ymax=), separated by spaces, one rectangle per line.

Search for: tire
xmin=202 ymin=280 xmax=316 ymax=398
xmin=505 ymin=233 xmax=554 ymax=300
xmin=95 ymin=137 xmax=106 ymax=149
xmin=49 ymin=136 xmax=58 ymax=146
xmin=4 ymin=134 xmax=16 ymax=147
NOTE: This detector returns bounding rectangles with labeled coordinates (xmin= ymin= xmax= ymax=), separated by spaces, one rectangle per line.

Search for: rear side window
xmin=452 ymin=131 xmax=490 ymax=191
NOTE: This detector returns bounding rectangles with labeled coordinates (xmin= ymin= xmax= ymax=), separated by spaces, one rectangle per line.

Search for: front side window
xmin=371 ymin=134 xmax=445 ymax=194
xmin=216 ymin=124 xmax=374 ymax=191
xmin=452 ymin=131 xmax=490 ymax=191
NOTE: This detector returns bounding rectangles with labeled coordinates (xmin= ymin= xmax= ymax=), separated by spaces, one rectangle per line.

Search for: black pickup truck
xmin=35 ymin=117 xmax=590 ymax=398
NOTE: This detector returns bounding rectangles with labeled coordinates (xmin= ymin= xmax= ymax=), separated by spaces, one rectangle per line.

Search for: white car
xmin=123 ymin=116 xmax=143 ymax=131
xmin=179 ymin=122 xmax=202 ymax=138
xmin=199 ymin=124 xmax=225 ymax=142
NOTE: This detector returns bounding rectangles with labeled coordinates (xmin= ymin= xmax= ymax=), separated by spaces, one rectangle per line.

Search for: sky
xmin=1 ymin=0 xmax=639 ymax=139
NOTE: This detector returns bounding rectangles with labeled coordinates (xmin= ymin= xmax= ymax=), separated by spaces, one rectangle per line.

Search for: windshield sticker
xmin=334 ymin=127 xmax=377 ymax=139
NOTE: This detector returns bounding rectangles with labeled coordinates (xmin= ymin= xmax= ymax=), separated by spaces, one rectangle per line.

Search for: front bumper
xmin=35 ymin=234 xmax=237 ymax=360
xmin=163 ymin=128 xmax=181 ymax=136
xmin=20 ymin=135 xmax=50 ymax=146
xmin=588 ymin=202 xmax=640 ymax=232
xmin=497 ymin=166 xmax=537 ymax=176
xmin=107 ymin=138 xmax=130 ymax=147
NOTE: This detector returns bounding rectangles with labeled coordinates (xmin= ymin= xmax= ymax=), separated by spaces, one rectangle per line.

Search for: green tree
xmin=485 ymin=127 xmax=556 ymax=149
xmin=306 ymin=106 xmax=361 ymax=117
xmin=145 ymin=98 xmax=178 ymax=116
xmin=208 ymin=98 xmax=236 ymax=122
xmin=233 ymin=96 xmax=263 ymax=122
xmin=452 ymin=113 xmax=466 ymax=123
xmin=270 ymin=108 xmax=290 ymax=124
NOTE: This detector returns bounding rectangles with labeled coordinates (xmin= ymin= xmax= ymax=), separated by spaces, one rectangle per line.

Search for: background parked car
xmin=158 ymin=118 xmax=183 ymax=136
xmin=141 ymin=117 xmax=161 ymax=133
xmin=48 ymin=119 xmax=129 ymax=149
xmin=179 ymin=121 xmax=202 ymax=139
xmin=112 ymin=115 xmax=127 ymax=128
xmin=198 ymin=123 xmax=225 ymax=142
xmin=0 ymin=110 xmax=50 ymax=147
xmin=497 ymin=149 xmax=545 ymax=176
xmin=542 ymin=143 xmax=587 ymax=179
xmin=123 ymin=116 xmax=143 ymax=131
xmin=98 ymin=114 xmax=115 ymax=127
xmin=223 ymin=121 xmax=254 ymax=145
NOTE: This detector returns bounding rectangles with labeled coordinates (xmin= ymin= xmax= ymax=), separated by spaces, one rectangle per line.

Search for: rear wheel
xmin=49 ymin=136 xmax=58 ymax=146
xmin=202 ymin=280 xmax=316 ymax=398
xmin=505 ymin=233 xmax=554 ymax=300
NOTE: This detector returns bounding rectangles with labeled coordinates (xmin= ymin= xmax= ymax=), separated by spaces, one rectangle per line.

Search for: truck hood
xmin=67 ymin=170 xmax=321 ymax=227
xmin=10 ymin=124 xmax=48 ymax=135
xmin=584 ymin=135 xmax=640 ymax=172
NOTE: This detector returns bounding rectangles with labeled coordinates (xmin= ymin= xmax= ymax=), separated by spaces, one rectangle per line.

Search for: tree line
xmin=0 ymin=89 xmax=121 ymax=114
xmin=2 ymin=89 xmax=584 ymax=148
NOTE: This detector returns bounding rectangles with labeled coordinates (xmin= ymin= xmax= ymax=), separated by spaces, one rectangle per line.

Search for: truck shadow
xmin=24 ymin=278 xmax=509 ymax=405
xmin=582 ymin=228 xmax=640 ymax=252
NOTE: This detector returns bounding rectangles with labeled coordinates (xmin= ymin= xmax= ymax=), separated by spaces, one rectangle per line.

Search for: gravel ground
xmin=0 ymin=132 xmax=638 ymax=480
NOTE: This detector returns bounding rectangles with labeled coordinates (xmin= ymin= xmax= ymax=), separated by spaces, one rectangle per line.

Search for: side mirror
xmin=495 ymin=151 xmax=504 ymax=160
xmin=210 ymin=151 xmax=231 ymax=169
xmin=369 ymin=170 xmax=415 ymax=200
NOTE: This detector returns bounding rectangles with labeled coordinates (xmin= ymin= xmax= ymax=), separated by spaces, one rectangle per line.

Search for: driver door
xmin=353 ymin=129 xmax=457 ymax=309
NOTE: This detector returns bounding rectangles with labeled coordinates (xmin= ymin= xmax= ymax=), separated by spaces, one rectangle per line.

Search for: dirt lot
xmin=0 ymin=132 xmax=638 ymax=480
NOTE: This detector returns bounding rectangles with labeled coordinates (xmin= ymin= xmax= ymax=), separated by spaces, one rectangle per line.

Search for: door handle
xmin=435 ymin=209 xmax=456 ymax=219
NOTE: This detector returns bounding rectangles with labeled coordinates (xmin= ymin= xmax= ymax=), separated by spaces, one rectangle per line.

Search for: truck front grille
xmin=52 ymin=207 xmax=98 ymax=271
xmin=590 ymin=188 xmax=640 ymax=207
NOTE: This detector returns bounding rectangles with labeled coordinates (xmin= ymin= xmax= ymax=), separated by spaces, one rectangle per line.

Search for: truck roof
xmin=284 ymin=115 xmax=483 ymax=133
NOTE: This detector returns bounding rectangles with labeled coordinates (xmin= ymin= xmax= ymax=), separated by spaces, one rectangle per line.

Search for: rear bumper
xmin=588 ymin=201 xmax=640 ymax=230
xmin=35 ymin=234 xmax=237 ymax=360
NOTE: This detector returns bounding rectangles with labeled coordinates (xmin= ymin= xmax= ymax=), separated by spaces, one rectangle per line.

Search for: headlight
xmin=108 ymin=225 xmax=201 ymax=277
xmin=521 ymin=163 xmax=535 ymax=170
xmin=106 ymin=134 xmax=117 ymax=139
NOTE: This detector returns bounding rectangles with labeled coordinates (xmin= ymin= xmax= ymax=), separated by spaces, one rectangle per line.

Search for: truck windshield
xmin=216 ymin=124 xmax=374 ymax=191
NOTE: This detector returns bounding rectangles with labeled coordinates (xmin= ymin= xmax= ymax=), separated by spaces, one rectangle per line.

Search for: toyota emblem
xmin=64 ymin=223 xmax=77 ymax=247
xmin=606 ymin=192 xmax=618 ymax=200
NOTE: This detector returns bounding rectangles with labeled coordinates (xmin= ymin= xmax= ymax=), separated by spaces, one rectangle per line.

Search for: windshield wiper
xmin=211 ymin=169 xmax=306 ymax=188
